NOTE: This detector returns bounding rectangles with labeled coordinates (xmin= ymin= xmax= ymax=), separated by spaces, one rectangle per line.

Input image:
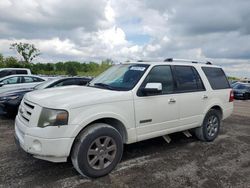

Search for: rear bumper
xmin=223 ymin=106 xmax=234 ymax=120
xmin=15 ymin=115 xmax=74 ymax=162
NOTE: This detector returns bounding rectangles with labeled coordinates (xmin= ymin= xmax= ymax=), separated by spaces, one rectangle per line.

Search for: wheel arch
xmin=69 ymin=117 xmax=128 ymax=158
xmin=206 ymin=105 xmax=223 ymax=119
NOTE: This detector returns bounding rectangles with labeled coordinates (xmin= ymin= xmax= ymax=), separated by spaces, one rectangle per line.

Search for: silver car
xmin=0 ymin=75 xmax=46 ymax=93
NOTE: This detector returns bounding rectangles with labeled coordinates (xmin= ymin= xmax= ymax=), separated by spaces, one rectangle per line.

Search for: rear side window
xmin=202 ymin=67 xmax=230 ymax=90
xmin=53 ymin=79 xmax=76 ymax=87
xmin=75 ymin=78 xmax=89 ymax=85
xmin=174 ymin=66 xmax=205 ymax=92
xmin=23 ymin=76 xmax=34 ymax=83
xmin=16 ymin=70 xmax=28 ymax=74
xmin=32 ymin=77 xmax=44 ymax=82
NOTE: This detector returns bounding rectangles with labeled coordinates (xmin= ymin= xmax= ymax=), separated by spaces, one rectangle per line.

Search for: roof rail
xmin=164 ymin=58 xmax=212 ymax=65
xmin=137 ymin=60 xmax=151 ymax=62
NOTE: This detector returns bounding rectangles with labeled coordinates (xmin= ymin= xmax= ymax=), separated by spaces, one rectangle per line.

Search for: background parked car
xmin=233 ymin=83 xmax=250 ymax=100
xmin=0 ymin=68 xmax=31 ymax=78
xmin=0 ymin=77 xmax=92 ymax=116
xmin=0 ymin=75 xmax=46 ymax=93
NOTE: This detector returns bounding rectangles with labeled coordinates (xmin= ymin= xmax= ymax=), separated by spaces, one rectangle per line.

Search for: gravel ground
xmin=0 ymin=100 xmax=249 ymax=188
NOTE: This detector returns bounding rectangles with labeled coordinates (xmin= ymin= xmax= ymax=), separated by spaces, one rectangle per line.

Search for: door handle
xmin=203 ymin=95 xmax=208 ymax=100
xmin=168 ymin=98 xmax=176 ymax=104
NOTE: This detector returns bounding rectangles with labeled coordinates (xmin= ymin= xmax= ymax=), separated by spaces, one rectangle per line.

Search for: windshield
xmin=89 ymin=64 xmax=149 ymax=91
xmin=235 ymin=84 xmax=248 ymax=90
xmin=34 ymin=78 xmax=59 ymax=90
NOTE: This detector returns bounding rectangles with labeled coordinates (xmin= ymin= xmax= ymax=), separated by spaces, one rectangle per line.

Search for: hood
xmin=24 ymin=85 xmax=133 ymax=109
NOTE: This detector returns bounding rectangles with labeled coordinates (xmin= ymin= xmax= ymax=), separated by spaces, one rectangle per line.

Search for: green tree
xmin=10 ymin=42 xmax=40 ymax=63
xmin=0 ymin=53 xmax=4 ymax=68
xmin=5 ymin=57 xmax=21 ymax=68
xmin=66 ymin=65 xmax=77 ymax=76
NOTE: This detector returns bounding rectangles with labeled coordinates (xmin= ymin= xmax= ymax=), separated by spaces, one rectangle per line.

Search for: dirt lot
xmin=0 ymin=101 xmax=249 ymax=188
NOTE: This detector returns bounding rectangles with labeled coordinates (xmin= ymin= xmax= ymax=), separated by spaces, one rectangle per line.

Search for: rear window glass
xmin=202 ymin=67 xmax=230 ymax=90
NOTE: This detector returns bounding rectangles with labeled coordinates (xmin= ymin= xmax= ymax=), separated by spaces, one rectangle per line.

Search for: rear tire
xmin=195 ymin=109 xmax=221 ymax=142
xmin=71 ymin=123 xmax=123 ymax=178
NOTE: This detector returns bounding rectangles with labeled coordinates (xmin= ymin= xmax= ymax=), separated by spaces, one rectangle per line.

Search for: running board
xmin=162 ymin=135 xmax=171 ymax=143
xmin=183 ymin=130 xmax=192 ymax=138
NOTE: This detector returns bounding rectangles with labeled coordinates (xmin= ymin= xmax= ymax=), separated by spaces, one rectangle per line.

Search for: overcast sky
xmin=0 ymin=0 xmax=250 ymax=77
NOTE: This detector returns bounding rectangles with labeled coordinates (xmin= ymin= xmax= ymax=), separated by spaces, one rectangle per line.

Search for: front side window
xmin=2 ymin=76 xmax=20 ymax=84
xmin=174 ymin=66 xmax=205 ymax=92
xmin=0 ymin=70 xmax=11 ymax=78
xmin=89 ymin=64 xmax=149 ymax=91
xmin=138 ymin=65 xmax=174 ymax=96
xmin=202 ymin=67 xmax=230 ymax=90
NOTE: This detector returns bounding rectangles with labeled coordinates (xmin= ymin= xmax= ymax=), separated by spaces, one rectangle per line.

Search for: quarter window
xmin=202 ymin=67 xmax=230 ymax=90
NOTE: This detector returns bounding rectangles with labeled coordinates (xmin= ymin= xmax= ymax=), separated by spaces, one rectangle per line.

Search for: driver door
xmin=133 ymin=65 xmax=179 ymax=141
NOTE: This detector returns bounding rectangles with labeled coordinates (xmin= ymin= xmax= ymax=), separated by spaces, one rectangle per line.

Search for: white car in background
xmin=0 ymin=75 xmax=46 ymax=93
xmin=0 ymin=68 xmax=31 ymax=78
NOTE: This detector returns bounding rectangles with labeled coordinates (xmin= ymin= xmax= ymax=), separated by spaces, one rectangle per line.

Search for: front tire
xmin=71 ymin=123 xmax=123 ymax=178
xmin=195 ymin=109 xmax=221 ymax=142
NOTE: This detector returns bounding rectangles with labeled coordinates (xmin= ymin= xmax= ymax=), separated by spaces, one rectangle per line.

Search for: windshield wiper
xmin=94 ymin=83 xmax=115 ymax=90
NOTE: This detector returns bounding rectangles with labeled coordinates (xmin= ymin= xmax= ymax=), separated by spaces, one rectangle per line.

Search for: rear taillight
xmin=229 ymin=89 xmax=234 ymax=102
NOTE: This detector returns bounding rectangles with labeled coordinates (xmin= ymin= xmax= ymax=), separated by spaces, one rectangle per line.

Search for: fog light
xmin=32 ymin=140 xmax=42 ymax=152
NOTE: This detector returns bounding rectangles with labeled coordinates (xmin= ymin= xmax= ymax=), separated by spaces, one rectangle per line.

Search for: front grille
xmin=19 ymin=100 xmax=35 ymax=124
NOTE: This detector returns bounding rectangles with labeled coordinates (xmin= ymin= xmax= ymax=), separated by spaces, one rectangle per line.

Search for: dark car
xmin=233 ymin=83 xmax=250 ymax=100
xmin=0 ymin=77 xmax=92 ymax=116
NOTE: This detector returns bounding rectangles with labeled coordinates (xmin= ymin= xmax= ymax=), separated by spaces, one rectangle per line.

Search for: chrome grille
xmin=19 ymin=100 xmax=35 ymax=124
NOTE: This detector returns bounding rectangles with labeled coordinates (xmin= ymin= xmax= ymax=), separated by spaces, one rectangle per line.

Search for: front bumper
xmin=15 ymin=115 xmax=75 ymax=162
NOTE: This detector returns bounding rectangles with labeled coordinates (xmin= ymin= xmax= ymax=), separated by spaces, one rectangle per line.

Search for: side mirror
xmin=0 ymin=82 xmax=4 ymax=87
xmin=142 ymin=83 xmax=162 ymax=95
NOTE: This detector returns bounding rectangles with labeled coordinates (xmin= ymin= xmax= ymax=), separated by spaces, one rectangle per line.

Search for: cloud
xmin=0 ymin=0 xmax=250 ymax=77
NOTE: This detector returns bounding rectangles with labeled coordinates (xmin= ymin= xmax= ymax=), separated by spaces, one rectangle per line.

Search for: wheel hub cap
xmin=87 ymin=136 xmax=117 ymax=170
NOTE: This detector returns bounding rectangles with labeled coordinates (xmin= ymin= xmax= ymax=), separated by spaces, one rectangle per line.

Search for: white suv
xmin=15 ymin=59 xmax=234 ymax=178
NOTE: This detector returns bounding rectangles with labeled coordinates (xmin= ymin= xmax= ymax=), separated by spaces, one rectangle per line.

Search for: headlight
xmin=2 ymin=95 xmax=19 ymax=101
xmin=38 ymin=108 xmax=68 ymax=128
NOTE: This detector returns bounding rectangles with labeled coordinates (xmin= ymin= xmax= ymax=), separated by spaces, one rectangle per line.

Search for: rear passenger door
xmin=21 ymin=76 xmax=44 ymax=88
xmin=173 ymin=65 xmax=207 ymax=127
xmin=134 ymin=65 xmax=179 ymax=141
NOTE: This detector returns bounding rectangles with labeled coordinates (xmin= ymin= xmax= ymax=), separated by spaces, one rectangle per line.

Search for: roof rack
xmin=164 ymin=58 xmax=212 ymax=65
xmin=137 ymin=60 xmax=151 ymax=62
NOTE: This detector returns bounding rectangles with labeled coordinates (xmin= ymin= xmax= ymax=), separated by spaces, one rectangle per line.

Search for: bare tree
xmin=10 ymin=42 xmax=40 ymax=63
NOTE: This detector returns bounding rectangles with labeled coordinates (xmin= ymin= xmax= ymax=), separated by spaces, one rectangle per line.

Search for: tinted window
xmin=53 ymin=79 xmax=76 ymax=87
xmin=2 ymin=76 xmax=20 ymax=84
xmin=202 ymin=67 xmax=230 ymax=90
xmin=138 ymin=65 xmax=174 ymax=96
xmin=75 ymin=78 xmax=89 ymax=85
xmin=174 ymin=66 xmax=205 ymax=92
xmin=0 ymin=70 xmax=11 ymax=78
xmin=16 ymin=70 xmax=28 ymax=74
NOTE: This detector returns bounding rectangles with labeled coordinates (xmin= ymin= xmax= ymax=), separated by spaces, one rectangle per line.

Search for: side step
xmin=162 ymin=130 xmax=192 ymax=144
xmin=162 ymin=135 xmax=171 ymax=143
xmin=183 ymin=130 xmax=192 ymax=138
